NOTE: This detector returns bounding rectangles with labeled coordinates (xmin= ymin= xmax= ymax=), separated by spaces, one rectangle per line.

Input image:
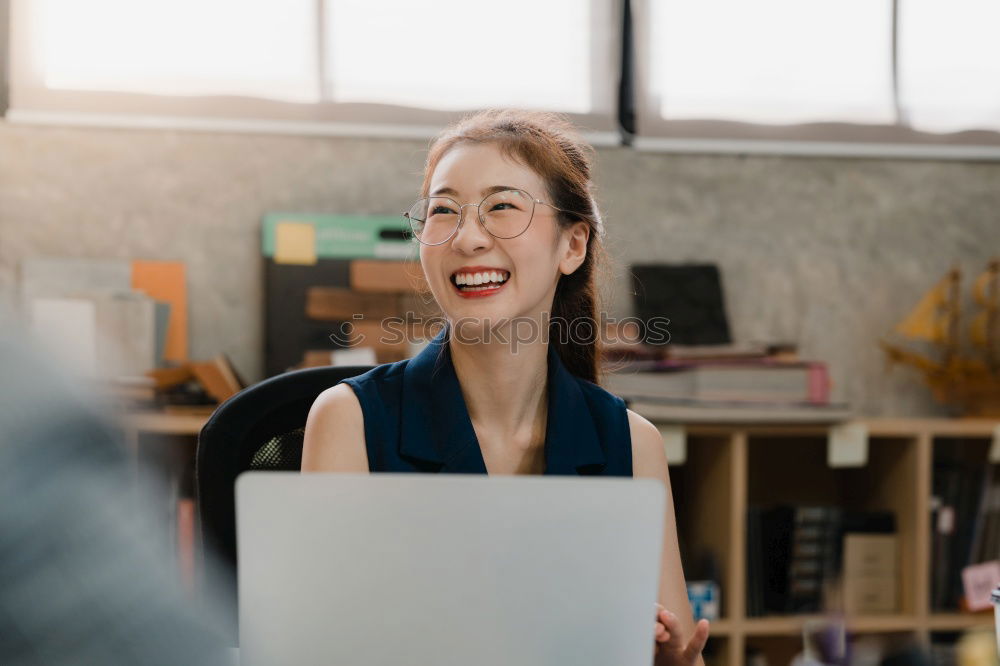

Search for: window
xmin=324 ymin=0 xmax=594 ymax=113
xmin=7 ymin=0 xmax=621 ymax=141
xmin=898 ymin=0 xmax=1000 ymax=133
xmin=631 ymin=0 xmax=1000 ymax=156
xmin=32 ymin=0 xmax=319 ymax=102
xmin=7 ymin=0 xmax=1000 ymax=156
xmin=645 ymin=0 xmax=894 ymax=126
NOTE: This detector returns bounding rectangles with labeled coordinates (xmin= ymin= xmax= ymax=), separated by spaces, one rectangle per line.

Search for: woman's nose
xmin=450 ymin=204 xmax=493 ymax=252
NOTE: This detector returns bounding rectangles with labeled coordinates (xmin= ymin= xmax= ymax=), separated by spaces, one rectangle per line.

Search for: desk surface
xmin=117 ymin=409 xmax=210 ymax=435
xmin=115 ymin=407 xmax=1000 ymax=439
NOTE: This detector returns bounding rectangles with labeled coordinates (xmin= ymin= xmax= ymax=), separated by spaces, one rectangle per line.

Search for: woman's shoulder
xmin=302 ymin=358 xmax=413 ymax=472
xmin=334 ymin=357 xmax=410 ymax=394
xmin=310 ymin=358 xmax=410 ymax=423
xmin=345 ymin=356 xmax=411 ymax=382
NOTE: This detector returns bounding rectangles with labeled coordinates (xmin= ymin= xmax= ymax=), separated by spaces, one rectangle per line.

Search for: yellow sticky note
xmin=275 ymin=222 xmax=317 ymax=265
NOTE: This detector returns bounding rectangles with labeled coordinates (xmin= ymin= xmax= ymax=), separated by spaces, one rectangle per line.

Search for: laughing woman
xmin=301 ymin=108 xmax=710 ymax=665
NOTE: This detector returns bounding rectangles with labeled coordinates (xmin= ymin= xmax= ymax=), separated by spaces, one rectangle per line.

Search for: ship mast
xmin=943 ymin=266 xmax=961 ymax=368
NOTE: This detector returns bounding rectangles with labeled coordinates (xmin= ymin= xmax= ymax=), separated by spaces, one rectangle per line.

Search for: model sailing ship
xmin=880 ymin=259 xmax=1000 ymax=417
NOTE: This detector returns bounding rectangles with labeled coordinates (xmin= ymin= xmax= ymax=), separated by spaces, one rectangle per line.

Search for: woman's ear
xmin=558 ymin=221 xmax=591 ymax=276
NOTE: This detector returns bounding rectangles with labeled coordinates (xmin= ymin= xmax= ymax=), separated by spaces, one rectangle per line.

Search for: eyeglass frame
xmin=403 ymin=188 xmax=587 ymax=246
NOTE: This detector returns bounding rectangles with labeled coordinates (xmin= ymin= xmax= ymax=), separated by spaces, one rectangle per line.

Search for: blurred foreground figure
xmin=0 ymin=307 xmax=232 ymax=665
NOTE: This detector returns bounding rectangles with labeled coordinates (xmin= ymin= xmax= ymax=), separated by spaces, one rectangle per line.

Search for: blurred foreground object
xmin=957 ymin=628 xmax=999 ymax=666
xmin=0 ymin=306 xmax=232 ymax=665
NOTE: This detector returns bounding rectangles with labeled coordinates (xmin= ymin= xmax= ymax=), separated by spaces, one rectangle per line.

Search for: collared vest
xmin=337 ymin=325 xmax=633 ymax=476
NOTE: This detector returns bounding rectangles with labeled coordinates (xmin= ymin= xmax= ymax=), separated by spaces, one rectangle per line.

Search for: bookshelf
xmin=656 ymin=417 xmax=1000 ymax=666
xmin=116 ymin=412 xmax=999 ymax=665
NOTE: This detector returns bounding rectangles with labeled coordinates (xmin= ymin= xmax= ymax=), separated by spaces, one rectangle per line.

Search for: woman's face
xmin=420 ymin=141 xmax=589 ymax=340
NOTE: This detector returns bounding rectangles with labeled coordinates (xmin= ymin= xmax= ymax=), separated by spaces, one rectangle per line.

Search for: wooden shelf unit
xmin=116 ymin=411 xmax=999 ymax=665
xmin=646 ymin=416 xmax=1000 ymax=666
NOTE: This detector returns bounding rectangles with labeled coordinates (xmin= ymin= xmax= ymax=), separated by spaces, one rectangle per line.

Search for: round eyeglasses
xmin=403 ymin=188 xmax=581 ymax=246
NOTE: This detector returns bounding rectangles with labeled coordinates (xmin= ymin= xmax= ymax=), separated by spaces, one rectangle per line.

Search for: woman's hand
xmin=653 ymin=602 xmax=710 ymax=665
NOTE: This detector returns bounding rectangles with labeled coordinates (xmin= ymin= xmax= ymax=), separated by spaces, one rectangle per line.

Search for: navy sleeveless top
xmin=337 ymin=325 xmax=633 ymax=476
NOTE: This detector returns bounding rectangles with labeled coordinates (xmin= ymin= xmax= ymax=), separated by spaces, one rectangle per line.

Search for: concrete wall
xmin=2 ymin=121 xmax=998 ymax=416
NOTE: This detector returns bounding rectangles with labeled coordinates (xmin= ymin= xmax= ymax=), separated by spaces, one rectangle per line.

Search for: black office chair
xmin=195 ymin=364 xmax=373 ymax=641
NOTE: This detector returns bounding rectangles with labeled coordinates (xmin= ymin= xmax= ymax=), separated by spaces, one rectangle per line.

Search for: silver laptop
xmin=235 ymin=472 xmax=666 ymax=666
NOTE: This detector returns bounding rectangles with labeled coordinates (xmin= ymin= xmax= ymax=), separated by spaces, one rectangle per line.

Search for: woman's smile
xmin=450 ymin=270 xmax=511 ymax=299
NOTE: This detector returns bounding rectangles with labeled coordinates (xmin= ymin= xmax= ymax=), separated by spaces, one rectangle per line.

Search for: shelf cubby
xmin=651 ymin=418 xmax=1000 ymax=666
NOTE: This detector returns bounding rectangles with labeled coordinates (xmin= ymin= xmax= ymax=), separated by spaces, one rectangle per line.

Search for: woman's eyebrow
xmin=430 ymin=185 xmax=520 ymax=197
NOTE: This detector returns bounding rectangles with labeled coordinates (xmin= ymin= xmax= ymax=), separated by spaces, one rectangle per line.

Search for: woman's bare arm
xmin=629 ymin=408 xmax=706 ymax=666
xmin=300 ymin=383 xmax=370 ymax=473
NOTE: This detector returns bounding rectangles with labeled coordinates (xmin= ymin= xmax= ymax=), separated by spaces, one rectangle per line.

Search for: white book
xmin=28 ymin=290 xmax=157 ymax=380
xmin=28 ymin=297 xmax=99 ymax=378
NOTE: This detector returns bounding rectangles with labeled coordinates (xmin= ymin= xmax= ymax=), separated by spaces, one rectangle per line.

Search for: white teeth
xmin=452 ymin=270 xmax=510 ymax=287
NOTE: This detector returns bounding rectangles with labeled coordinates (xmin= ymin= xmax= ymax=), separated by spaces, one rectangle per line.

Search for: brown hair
xmin=419 ymin=108 xmax=614 ymax=385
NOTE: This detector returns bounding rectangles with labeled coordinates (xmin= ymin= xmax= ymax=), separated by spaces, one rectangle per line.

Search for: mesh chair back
xmin=195 ymin=364 xmax=373 ymax=578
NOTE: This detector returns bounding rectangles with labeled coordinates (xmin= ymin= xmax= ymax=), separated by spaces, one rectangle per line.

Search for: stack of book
xmin=969 ymin=466 xmax=1000 ymax=577
xmin=746 ymin=504 xmax=895 ymax=616
xmin=843 ymin=532 xmax=898 ymax=614
xmin=601 ymin=333 xmax=850 ymax=422
xmin=931 ymin=453 xmax=997 ymax=611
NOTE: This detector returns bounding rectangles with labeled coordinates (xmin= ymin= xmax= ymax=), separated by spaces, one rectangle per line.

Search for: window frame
xmin=5 ymin=0 xmax=1000 ymax=160
xmin=4 ymin=0 xmax=623 ymax=146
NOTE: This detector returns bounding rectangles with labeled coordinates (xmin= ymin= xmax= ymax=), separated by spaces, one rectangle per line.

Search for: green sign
xmin=262 ymin=213 xmax=418 ymax=261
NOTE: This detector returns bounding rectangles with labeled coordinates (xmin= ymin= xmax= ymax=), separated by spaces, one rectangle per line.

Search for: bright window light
xmin=324 ymin=0 xmax=592 ymax=112
xmin=649 ymin=0 xmax=895 ymax=125
xmin=36 ymin=0 xmax=319 ymax=103
xmin=898 ymin=0 xmax=1000 ymax=133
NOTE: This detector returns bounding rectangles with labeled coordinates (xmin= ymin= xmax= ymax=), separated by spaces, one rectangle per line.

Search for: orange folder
xmin=131 ymin=260 xmax=187 ymax=362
